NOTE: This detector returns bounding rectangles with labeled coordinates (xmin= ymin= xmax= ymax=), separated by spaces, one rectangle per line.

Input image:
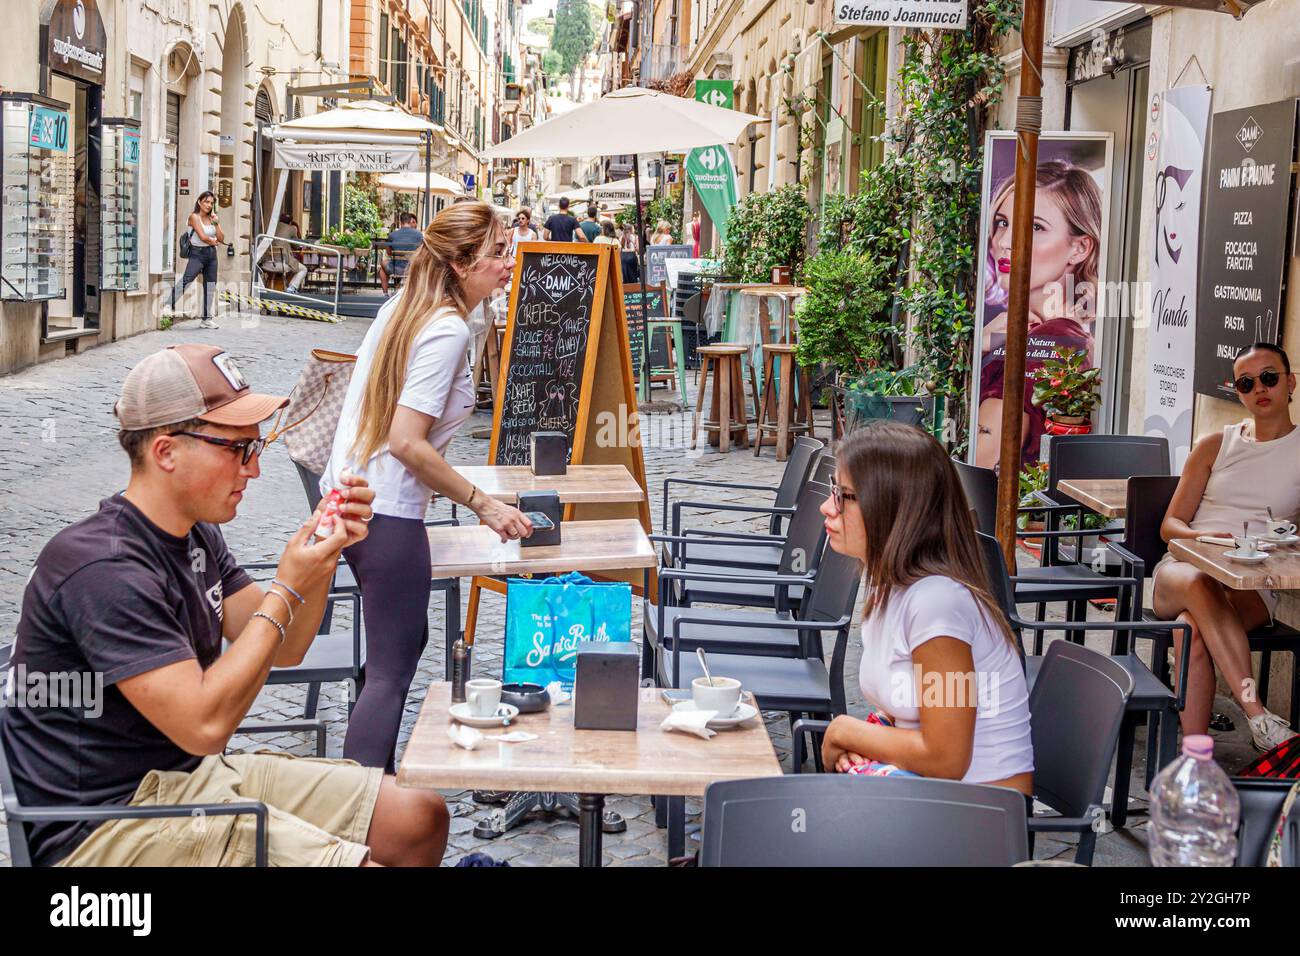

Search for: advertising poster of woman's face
xmin=971 ymin=134 xmax=1112 ymax=471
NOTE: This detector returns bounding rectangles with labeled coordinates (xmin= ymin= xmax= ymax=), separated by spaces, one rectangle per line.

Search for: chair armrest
xmin=1027 ymin=812 xmax=1099 ymax=835
xmin=650 ymin=533 xmax=792 ymax=548
xmin=681 ymin=528 xmax=785 ymax=542
xmin=671 ymin=499 xmax=795 ymax=536
xmin=9 ymin=801 xmax=270 ymax=866
xmin=666 ymin=613 xmax=852 ymax=652
xmin=790 ymin=718 xmax=833 ymax=775
xmin=662 ymin=477 xmax=776 ymax=533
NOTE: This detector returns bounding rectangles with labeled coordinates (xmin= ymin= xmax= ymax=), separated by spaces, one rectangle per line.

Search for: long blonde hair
xmin=349 ymin=201 xmax=501 ymax=466
xmin=838 ymin=421 xmax=1017 ymax=647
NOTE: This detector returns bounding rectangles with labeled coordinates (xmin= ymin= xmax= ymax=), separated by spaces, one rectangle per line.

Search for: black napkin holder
xmin=518 ymin=490 xmax=561 ymax=548
xmin=573 ymin=641 xmax=639 ymax=731
xmin=531 ymin=431 xmax=569 ymax=476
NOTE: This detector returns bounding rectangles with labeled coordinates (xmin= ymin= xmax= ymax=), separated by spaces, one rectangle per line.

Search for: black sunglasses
xmin=168 ymin=431 xmax=266 ymax=465
xmin=1234 ymin=370 xmax=1281 ymax=394
xmin=831 ymin=481 xmax=858 ymax=513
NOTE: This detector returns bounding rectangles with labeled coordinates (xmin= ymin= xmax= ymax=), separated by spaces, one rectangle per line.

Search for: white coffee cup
xmin=1233 ymin=533 xmax=1261 ymax=556
xmin=1268 ymin=519 xmax=1297 ymax=539
xmin=692 ymin=676 xmax=742 ymax=717
xmin=466 ymin=678 xmax=503 ymax=717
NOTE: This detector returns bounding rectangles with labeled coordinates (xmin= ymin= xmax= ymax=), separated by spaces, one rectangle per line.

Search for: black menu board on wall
xmin=1194 ymin=98 xmax=1298 ymax=400
xmin=493 ymin=248 xmax=600 ymax=465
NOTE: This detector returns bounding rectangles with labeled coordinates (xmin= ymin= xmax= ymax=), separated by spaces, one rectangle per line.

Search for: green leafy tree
xmin=542 ymin=49 xmax=565 ymax=85
xmin=526 ymin=16 xmax=555 ymax=39
xmin=553 ymin=0 xmax=597 ymax=98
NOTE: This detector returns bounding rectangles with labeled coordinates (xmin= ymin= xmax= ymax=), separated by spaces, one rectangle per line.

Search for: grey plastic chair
xmin=1027 ymin=639 xmax=1135 ymax=865
xmin=0 ymin=644 xmax=269 ymax=867
xmin=1233 ymin=778 xmax=1300 ymax=867
xmin=699 ymin=775 xmax=1029 ymax=866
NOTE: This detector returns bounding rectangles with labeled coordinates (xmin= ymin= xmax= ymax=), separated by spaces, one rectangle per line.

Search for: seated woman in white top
xmin=1154 ymin=342 xmax=1300 ymax=752
xmin=818 ymin=421 xmax=1034 ymax=795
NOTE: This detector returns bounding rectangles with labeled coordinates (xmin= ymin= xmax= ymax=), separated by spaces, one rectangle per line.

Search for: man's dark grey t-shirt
xmin=544 ymin=213 xmax=578 ymax=243
xmin=0 ymin=494 xmax=253 ymax=865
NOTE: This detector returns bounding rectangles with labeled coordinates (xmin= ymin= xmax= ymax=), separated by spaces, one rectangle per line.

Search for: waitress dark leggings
xmin=341 ymin=513 xmax=433 ymax=771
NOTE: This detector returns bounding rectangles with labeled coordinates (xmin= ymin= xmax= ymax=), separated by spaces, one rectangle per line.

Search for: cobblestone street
xmin=0 ymin=311 xmax=1260 ymax=867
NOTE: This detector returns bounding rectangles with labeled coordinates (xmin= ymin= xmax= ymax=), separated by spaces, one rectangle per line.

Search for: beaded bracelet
xmin=251 ymin=610 xmax=286 ymax=644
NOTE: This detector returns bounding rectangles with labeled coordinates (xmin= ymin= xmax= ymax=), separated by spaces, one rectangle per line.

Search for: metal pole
xmin=423 ymin=132 xmax=432 ymax=223
xmin=994 ymin=0 xmax=1045 ymax=569
xmin=633 ymin=154 xmax=651 ymax=401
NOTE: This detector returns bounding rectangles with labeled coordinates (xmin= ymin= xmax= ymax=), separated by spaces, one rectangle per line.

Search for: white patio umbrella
xmin=377 ymin=170 xmax=465 ymax=196
xmin=482 ymin=87 xmax=764 ymax=392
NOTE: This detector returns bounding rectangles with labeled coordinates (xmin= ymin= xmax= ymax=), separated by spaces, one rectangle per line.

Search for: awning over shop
xmin=377 ymin=170 xmax=466 ymax=195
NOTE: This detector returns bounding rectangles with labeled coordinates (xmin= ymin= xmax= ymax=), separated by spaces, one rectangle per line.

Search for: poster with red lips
xmin=969 ymin=131 xmax=1113 ymax=471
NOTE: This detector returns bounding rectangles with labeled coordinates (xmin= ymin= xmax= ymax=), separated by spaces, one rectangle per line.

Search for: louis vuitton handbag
xmin=268 ymin=348 xmax=357 ymax=475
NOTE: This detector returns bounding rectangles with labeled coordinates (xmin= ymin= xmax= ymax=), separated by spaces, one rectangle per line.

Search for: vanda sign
xmin=835 ymin=0 xmax=967 ymax=29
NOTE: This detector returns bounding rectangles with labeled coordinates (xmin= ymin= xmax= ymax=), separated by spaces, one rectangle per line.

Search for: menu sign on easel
xmin=1194 ymin=98 xmax=1298 ymax=400
xmin=493 ymin=248 xmax=600 ymax=464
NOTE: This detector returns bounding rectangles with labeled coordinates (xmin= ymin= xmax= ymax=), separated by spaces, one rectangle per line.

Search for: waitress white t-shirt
xmin=857 ymin=575 xmax=1034 ymax=783
xmin=322 ymin=297 xmax=475 ymax=519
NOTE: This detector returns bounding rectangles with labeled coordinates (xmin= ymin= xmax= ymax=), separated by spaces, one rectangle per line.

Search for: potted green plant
xmin=1031 ymin=346 xmax=1102 ymax=436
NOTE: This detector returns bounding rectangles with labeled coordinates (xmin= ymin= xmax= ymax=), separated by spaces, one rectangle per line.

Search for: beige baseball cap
xmin=114 ymin=344 xmax=288 ymax=430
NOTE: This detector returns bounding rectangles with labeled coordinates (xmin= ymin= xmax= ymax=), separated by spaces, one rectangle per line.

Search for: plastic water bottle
xmin=1148 ymin=734 xmax=1240 ymax=866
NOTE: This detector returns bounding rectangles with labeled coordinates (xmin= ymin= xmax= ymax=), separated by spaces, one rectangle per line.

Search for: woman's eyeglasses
xmin=1234 ymin=370 xmax=1282 ymax=394
xmin=168 ymin=431 xmax=267 ymax=465
xmin=830 ymin=482 xmax=858 ymax=513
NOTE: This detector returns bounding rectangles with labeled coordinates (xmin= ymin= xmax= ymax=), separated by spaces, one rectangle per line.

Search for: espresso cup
xmin=692 ymin=676 xmax=742 ymax=717
xmin=1233 ymin=533 xmax=1261 ymax=556
xmin=466 ymin=678 xmax=503 ymax=717
xmin=1268 ymin=520 xmax=1297 ymax=539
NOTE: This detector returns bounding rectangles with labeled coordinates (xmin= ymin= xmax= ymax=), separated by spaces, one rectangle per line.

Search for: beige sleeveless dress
xmin=1155 ymin=419 xmax=1300 ymax=617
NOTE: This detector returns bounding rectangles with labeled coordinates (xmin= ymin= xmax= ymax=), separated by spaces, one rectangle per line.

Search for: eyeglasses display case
xmin=100 ymin=118 xmax=142 ymax=291
xmin=1 ymin=93 xmax=72 ymax=302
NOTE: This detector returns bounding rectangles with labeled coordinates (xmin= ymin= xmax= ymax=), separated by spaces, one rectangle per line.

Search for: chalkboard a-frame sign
xmin=485 ymin=241 xmax=652 ymax=592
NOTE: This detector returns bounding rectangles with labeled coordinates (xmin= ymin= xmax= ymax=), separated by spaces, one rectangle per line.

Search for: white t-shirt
xmin=857 ymin=575 xmax=1034 ymax=783
xmin=322 ymin=297 xmax=475 ymax=519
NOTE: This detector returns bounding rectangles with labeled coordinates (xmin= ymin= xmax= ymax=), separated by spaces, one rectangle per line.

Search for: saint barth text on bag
xmin=503 ymin=572 xmax=632 ymax=690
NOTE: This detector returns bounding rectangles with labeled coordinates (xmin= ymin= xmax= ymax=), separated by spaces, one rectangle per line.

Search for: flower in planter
xmin=1030 ymin=346 xmax=1101 ymax=421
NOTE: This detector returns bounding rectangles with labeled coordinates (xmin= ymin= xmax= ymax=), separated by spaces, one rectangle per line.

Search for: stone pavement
xmin=0 ymin=309 xmax=1262 ymax=867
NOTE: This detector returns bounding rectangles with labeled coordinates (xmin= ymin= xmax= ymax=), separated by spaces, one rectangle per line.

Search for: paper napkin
xmin=661 ymin=708 xmax=717 ymax=739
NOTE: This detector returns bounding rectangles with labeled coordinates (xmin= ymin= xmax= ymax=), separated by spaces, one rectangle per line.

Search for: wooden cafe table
xmin=398 ymin=683 xmax=783 ymax=866
xmin=1168 ymin=538 xmax=1300 ymax=591
xmin=453 ymin=464 xmax=645 ymax=506
xmin=1056 ymin=478 xmax=1129 ymax=519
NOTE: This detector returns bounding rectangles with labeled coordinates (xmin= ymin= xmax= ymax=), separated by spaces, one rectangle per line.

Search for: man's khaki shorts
xmin=59 ymin=751 xmax=383 ymax=867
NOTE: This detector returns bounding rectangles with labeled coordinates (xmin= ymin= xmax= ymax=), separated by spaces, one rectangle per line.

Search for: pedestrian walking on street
xmin=578 ymin=204 xmax=601 ymax=243
xmin=543 ymin=197 xmax=579 ymax=242
xmin=690 ymin=209 xmax=702 ymax=257
xmin=322 ymin=200 xmax=534 ymax=771
xmin=508 ymin=207 xmax=540 ymax=255
xmin=594 ymin=220 xmax=619 ymax=247
xmin=170 ymin=191 xmax=224 ymax=329
xmin=650 ymin=220 xmax=674 ymax=245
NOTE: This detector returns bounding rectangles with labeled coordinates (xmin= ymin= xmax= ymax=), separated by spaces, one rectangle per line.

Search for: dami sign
xmin=835 ymin=0 xmax=967 ymax=29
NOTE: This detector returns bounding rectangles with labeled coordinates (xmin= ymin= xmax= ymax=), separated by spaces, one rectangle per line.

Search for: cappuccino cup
xmin=466 ymin=678 xmax=503 ymax=717
xmin=1233 ymin=533 xmax=1262 ymax=556
xmin=1268 ymin=519 xmax=1297 ymax=539
xmin=692 ymin=676 xmax=742 ymax=717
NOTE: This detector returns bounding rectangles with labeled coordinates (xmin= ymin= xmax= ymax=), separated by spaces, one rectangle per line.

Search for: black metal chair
xmin=1025 ymin=640 xmax=1134 ymax=865
xmin=1233 ymin=777 xmax=1300 ymax=866
xmin=1120 ymin=475 xmax=1300 ymax=731
xmin=661 ymin=480 xmax=832 ymax=614
xmin=977 ymin=531 xmax=1190 ymax=831
xmin=661 ymin=435 xmax=823 ymax=572
xmin=0 ymin=644 xmax=269 ymax=867
xmin=699 ymin=775 xmax=1029 ymax=866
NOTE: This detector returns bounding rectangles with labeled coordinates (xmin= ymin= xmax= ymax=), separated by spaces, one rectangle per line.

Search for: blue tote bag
xmin=503 ymin=572 xmax=632 ymax=690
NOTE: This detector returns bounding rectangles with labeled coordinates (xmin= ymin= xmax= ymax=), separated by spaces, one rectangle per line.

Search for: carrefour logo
xmin=702 ymin=89 xmax=728 ymax=108
xmin=698 ymin=147 xmax=723 ymax=171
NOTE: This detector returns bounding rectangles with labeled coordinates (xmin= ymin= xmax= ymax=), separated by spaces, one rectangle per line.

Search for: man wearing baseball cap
xmin=0 ymin=344 xmax=449 ymax=866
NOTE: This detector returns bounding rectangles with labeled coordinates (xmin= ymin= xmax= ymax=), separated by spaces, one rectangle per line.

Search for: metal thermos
xmin=451 ymin=638 xmax=470 ymax=702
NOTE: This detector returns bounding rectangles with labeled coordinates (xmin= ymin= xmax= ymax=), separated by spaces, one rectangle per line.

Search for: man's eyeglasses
xmin=168 ymin=431 xmax=266 ymax=465
xmin=1234 ymin=370 xmax=1282 ymax=394
xmin=831 ymin=481 xmax=858 ymax=513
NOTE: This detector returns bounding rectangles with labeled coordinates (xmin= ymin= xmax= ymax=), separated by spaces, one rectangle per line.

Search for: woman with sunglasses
xmin=1154 ymin=342 xmax=1300 ymax=751
xmin=321 ymin=200 xmax=533 ymax=771
xmin=817 ymin=422 xmax=1034 ymax=793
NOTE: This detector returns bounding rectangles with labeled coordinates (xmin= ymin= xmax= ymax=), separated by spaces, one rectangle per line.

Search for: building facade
xmin=0 ymin=0 xmax=349 ymax=375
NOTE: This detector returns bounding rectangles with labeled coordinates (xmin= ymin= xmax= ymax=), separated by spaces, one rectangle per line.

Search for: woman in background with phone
xmin=322 ymin=201 xmax=534 ymax=771
xmin=1153 ymin=342 xmax=1300 ymax=752
xmin=170 ymin=190 xmax=224 ymax=330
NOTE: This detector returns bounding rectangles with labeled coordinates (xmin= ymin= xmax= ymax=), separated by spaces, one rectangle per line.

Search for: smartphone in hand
xmin=523 ymin=511 xmax=555 ymax=530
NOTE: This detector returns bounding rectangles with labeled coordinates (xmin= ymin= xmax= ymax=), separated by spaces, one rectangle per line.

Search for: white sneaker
xmin=198 ymin=318 xmax=220 ymax=330
xmin=1248 ymin=710 xmax=1297 ymax=752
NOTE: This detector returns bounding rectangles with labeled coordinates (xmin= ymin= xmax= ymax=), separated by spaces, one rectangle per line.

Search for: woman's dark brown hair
xmin=838 ymin=420 xmax=1015 ymax=645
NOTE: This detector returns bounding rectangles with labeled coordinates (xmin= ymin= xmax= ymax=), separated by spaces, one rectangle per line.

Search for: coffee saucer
xmin=672 ymin=700 xmax=759 ymax=729
xmin=449 ymin=702 xmax=520 ymax=728
xmin=1259 ymin=533 xmax=1300 ymax=546
xmin=1225 ymin=549 xmax=1269 ymax=564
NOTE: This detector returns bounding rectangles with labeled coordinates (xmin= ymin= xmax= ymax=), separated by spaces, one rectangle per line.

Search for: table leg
xmin=578 ymin=793 xmax=606 ymax=867
xmin=672 ymin=322 xmax=688 ymax=409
